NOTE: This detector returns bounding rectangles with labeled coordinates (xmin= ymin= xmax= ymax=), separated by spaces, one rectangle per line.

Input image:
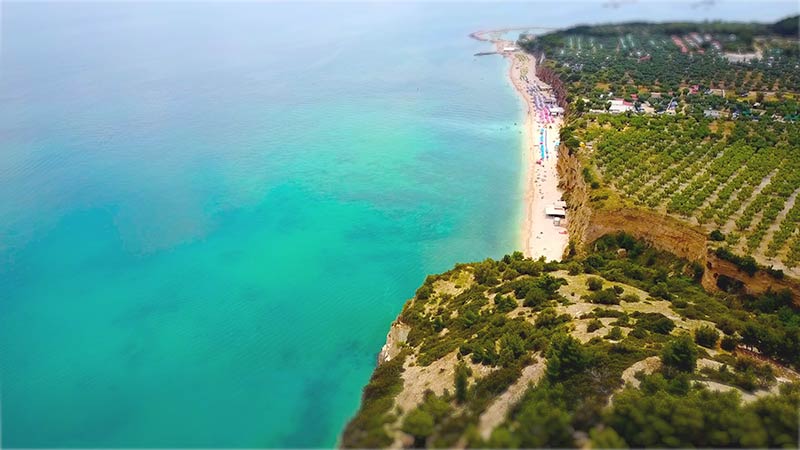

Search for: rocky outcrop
xmin=378 ymin=320 xmax=410 ymax=365
xmin=558 ymin=144 xmax=591 ymax=257
xmin=703 ymin=251 xmax=800 ymax=304
xmin=585 ymin=208 xmax=708 ymax=262
xmin=531 ymin=51 xmax=568 ymax=109
xmin=575 ymin=205 xmax=800 ymax=304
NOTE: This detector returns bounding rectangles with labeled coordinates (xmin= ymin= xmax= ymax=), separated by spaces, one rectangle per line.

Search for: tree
xmin=605 ymin=326 xmax=623 ymax=340
xmin=500 ymin=333 xmax=526 ymax=366
xmin=709 ymin=229 xmax=726 ymax=241
xmin=746 ymin=383 xmax=800 ymax=448
xmin=587 ymin=277 xmax=604 ymax=291
xmin=608 ymin=379 xmax=768 ymax=448
xmin=473 ymin=259 xmax=499 ymax=285
xmin=488 ymin=426 xmax=518 ymax=448
xmin=524 ymin=287 xmax=548 ymax=308
xmin=661 ymin=334 xmax=698 ymax=374
xmin=402 ymin=408 xmax=434 ymax=448
xmin=589 ymin=426 xmax=628 ymax=449
xmin=547 ymin=333 xmax=591 ymax=381
xmin=494 ymin=295 xmax=518 ymax=314
xmin=588 ymin=288 xmax=621 ymax=305
xmin=587 ymin=318 xmax=603 ymax=333
xmin=454 ymin=361 xmax=470 ymax=404
xmin=721 ymin=335 xmax=739 ymax=351
xmin=695 ymin=325 xmax=720 ymax=348
xmin=516 ymin=393 xmax=574 ymax=448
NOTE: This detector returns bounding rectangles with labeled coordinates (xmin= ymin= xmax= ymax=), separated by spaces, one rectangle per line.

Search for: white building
xmin=608 ymin=99 xmax=634 ymax=114
xmin=546 ymin=202 xmax=567 ymax=218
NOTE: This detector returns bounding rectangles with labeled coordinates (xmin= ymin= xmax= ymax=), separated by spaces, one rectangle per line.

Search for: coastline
xmin=476 ymin=32 xmax=569 ymax=261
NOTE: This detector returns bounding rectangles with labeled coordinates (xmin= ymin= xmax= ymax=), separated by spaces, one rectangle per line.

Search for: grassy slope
xmin=341 ymin=234 xmax=800 ymax=448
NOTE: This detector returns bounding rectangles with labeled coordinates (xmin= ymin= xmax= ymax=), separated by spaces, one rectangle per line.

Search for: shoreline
xmin=478 ymin=34 xmax=569 ymax=261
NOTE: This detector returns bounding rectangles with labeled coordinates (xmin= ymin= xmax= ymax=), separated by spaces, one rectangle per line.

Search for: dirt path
xmin=477 ymin=358 xmax=546 ymax=440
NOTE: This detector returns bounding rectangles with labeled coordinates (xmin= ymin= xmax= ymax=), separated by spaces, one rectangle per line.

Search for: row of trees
xmin=522 ymin=19 xmax=800 ymax=109
xmin=583 ymin=113 xmax=800 ymax=266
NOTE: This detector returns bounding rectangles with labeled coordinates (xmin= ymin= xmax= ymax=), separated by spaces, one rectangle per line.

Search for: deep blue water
xmin=1 ymin=1 xmax=797 ymax=448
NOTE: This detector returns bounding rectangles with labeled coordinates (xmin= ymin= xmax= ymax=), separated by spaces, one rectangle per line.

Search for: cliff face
xmin=703 ymin=252 xmax=800 ymax=302
xmin=532 ymin=52 xmax=568 ymax=109
xmin=585 ymin=208 xmax=708 ymax=262
xmin=556 ymin=145 xmax=800 ymax=304
xmin=341 ymin=240 xmax=799 ymax=448
xmin=378 ymin=320 xmax=411 ymax=365
xmin=557 ymin=143 xmax=590 ymax=255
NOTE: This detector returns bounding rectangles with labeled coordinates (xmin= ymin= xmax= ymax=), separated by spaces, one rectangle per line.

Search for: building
xmin=545 ymin=206 xmax=566 ymax=218
xmin=704 ymin=109 xmax=722 ymax=119
xmin=546 ymin=201 xmax=567 ymax=218
xmin=608 ymin=98 xmax=634 ymax=114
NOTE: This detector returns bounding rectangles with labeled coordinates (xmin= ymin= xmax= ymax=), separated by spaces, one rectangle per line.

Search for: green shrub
xmin=709 ymin=229 xmax=726 ymax=241
xmin=587 ymin=277 xmax=604 ymax=291
xmin=672 ymin=298 xmax=688 ymax=308
xmin=341 ymin=351 xmax=408 ymax=448
xmin=717 ymin=317 xmax=740 ymax=336
xmin=634 ymin=312 xmax=676 ymax=334
xmin=454 ymin=361 xmax=471 ymax=404
xmin=621 ymin=293 xmax=640 ymax=303
xmin=694 ymin=325 xmax=720 ymax=348
xmin=587 ymin=318 xmax=603 ymax=333
xmin=494 ymin=295 xmax=518 ymax=313
xmin=524 ymin=287 xmax=548 ymax=308
xmin=415 ymin=284 xmax=433 ymax=300
xmin=721 ymin=335 xmax=738 ymax=351
xmin=587 ymin=288 xmax=621 ymax=305
xmin=546 ymin=333 xmax=591 ymax=381
xmin=661 ymin=335 xmax=698 ymax=374
xmin=595 ymin=308 xmax=626 ymax=318
xmin=402 ymin=408 xmax=434 ymax=446
xmin=605 ymin=326 xmax=624 ymax=340
xmin=651 ymin=282 xmax=672 ymax=300
xmin=629 ymin=327 xmax=648 ymax=339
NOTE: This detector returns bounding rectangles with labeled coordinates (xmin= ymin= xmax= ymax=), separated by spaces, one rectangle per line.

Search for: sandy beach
xmin=482 ymin=36 xmax=569 ymax=261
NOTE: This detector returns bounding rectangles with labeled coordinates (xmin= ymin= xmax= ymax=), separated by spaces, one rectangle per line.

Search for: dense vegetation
xmin=527 ymin=18 xmax=800 ymax=272
xmin=341 ymin=234 xmax=800 ymax=448
xmin=521 ymin=18 xmax=800 ymax=103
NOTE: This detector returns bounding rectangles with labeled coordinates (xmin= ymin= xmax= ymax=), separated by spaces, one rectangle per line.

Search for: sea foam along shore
xmin=472 ymin=30 xmax=569 ymax=261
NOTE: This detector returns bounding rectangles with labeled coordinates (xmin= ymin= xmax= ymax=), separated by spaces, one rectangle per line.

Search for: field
xmin=522 ymin=19 xmax=800 ymax=272
xmin=574 ymin=114 xmax=800 ymax=269
xmin=522 ymin=20 xmax=800 ymax=111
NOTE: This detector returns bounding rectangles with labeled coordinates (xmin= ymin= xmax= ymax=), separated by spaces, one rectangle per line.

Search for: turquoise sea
xmin=1 ymin=2 xmax=797 ymax=448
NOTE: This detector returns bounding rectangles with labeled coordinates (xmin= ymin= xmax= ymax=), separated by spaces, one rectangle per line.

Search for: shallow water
xmin=1 ymin=1 xmax=796 ymax=447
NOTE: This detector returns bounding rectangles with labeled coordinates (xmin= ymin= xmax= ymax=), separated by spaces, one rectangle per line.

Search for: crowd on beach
xmin=527 ymin=81 xmax=557 ymax=125
xmin=497 ymin=43 xmax=570 ymax=262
